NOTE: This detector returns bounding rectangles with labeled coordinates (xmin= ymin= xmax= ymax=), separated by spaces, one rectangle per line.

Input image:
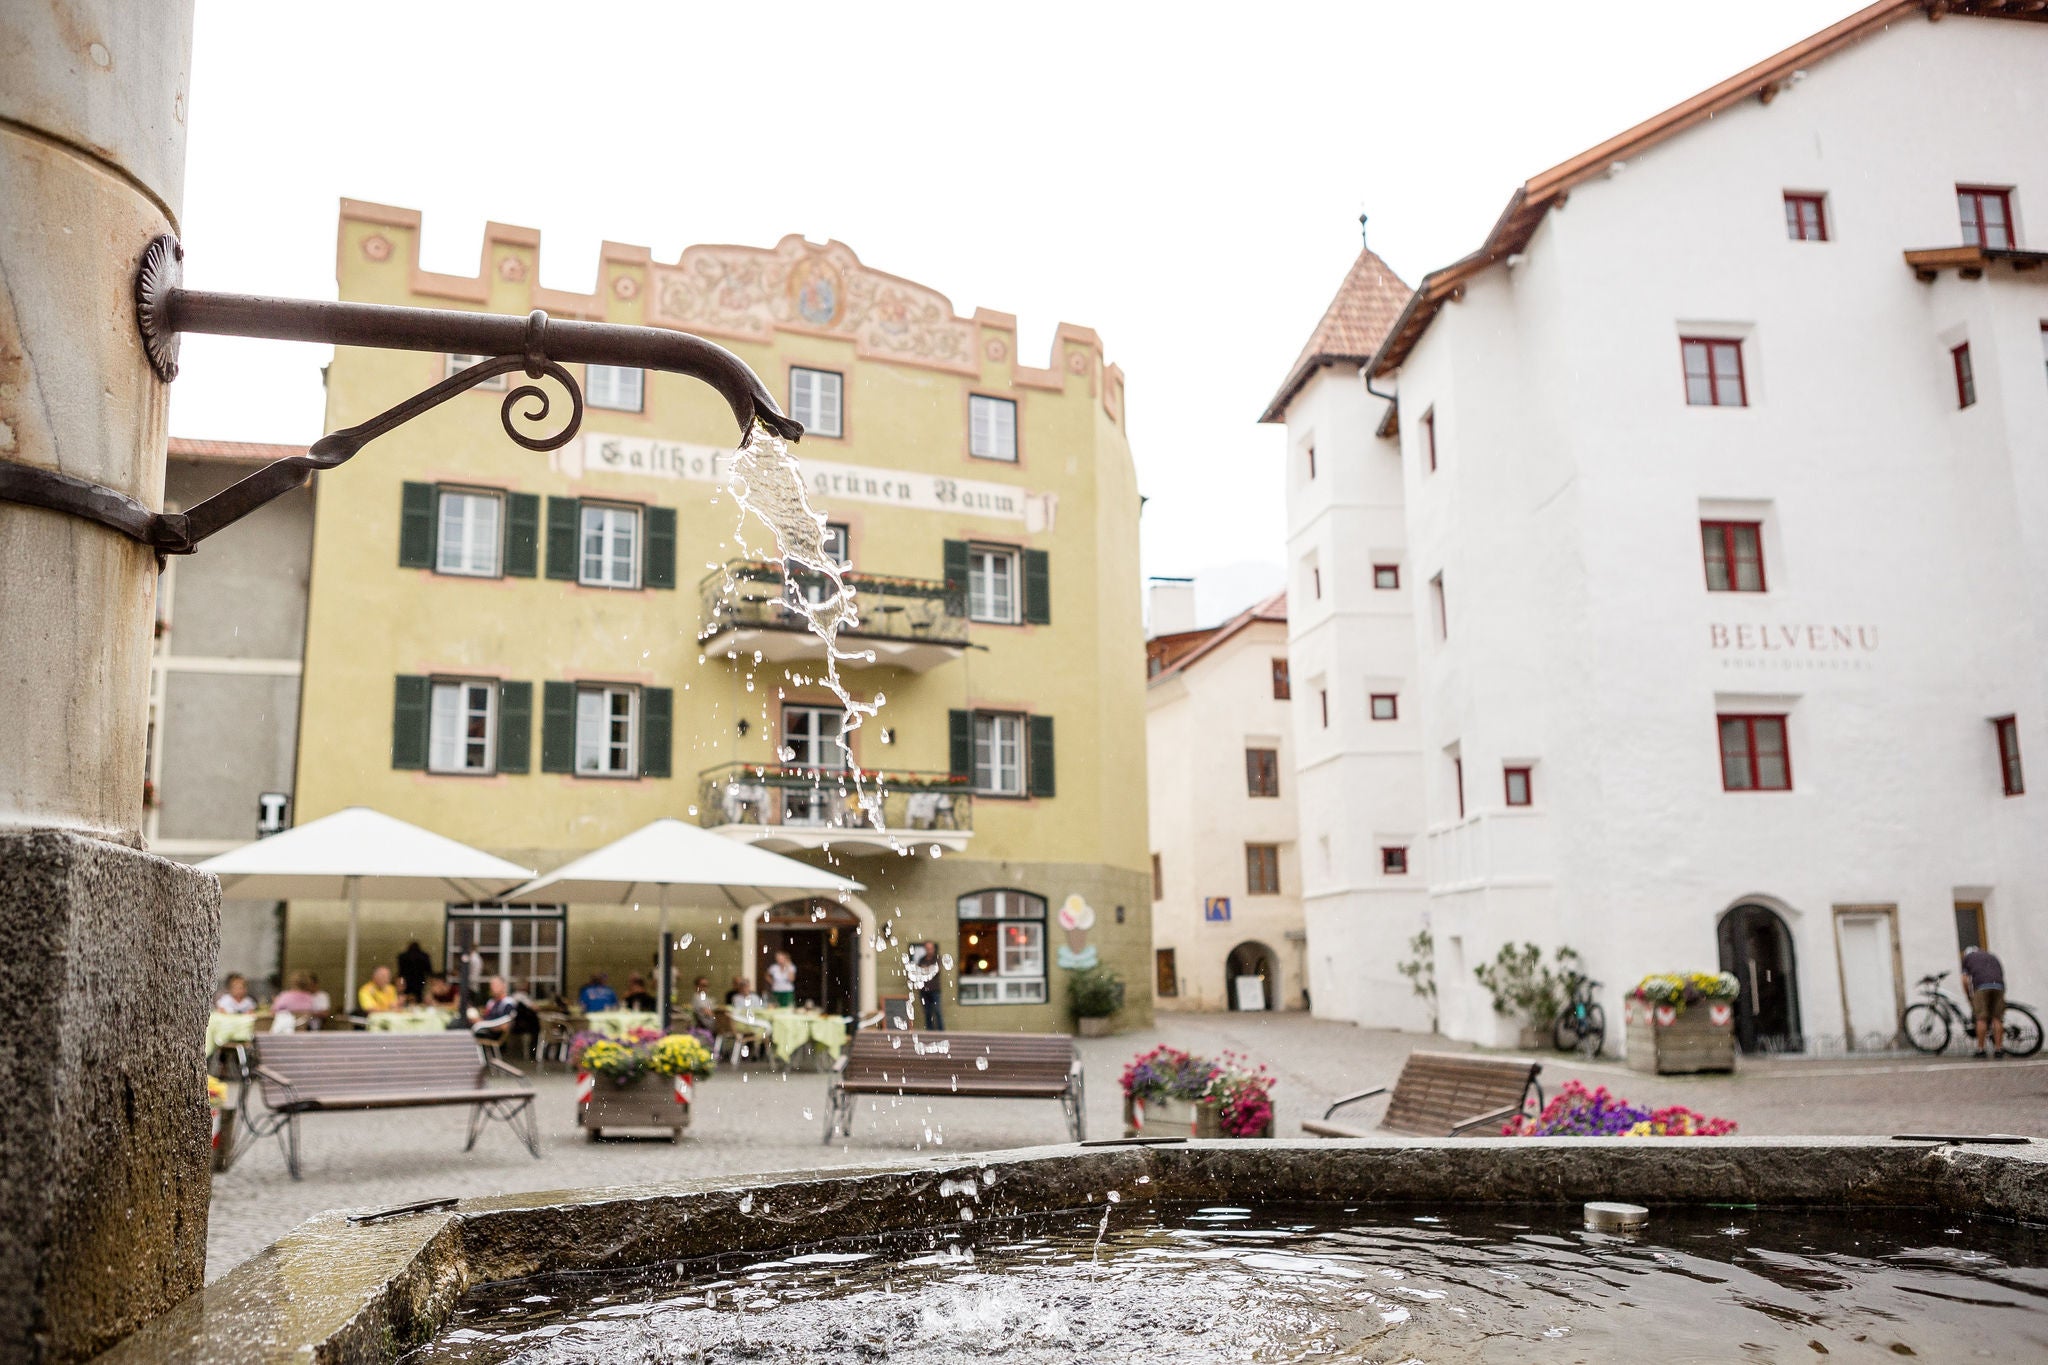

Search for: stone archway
xmin=1717 ymin=899 xmax=1803 ymax=1053
xmin=1225 ymin=940 xmax=1279 ymax=1012
xmin=740 ymin=894 xmax=879 ymax=1015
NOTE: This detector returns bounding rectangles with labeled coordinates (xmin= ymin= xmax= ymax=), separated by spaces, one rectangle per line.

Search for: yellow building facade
xmin=287 ymin=200 xmax=1151 ymax=1031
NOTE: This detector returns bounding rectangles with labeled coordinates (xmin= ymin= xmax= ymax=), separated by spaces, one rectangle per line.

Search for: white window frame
xmin=586 ymin=364 xmax=644 ymax=413
xmin=969 ymin=395 xmax=1018 ymax=462
xmin=445 ymin=354 xmax=507 ymax=391
xmin=973 ymin=712 xmax=1024 ymax=795
xmin=446 ymin=903 xmax=565 ymax=1000
xmin=429 ymin=679 xmax=496 ymax=774
xmin=435 ymin=488 xmax=502 ymax=577
xmin=579 ymin=502 xmax=640 ymax=589
xmin=967 ymin=545 xmax=1018 ymax=624
xmin=575 ymin=684 xmax=638 ymax=776
xmin=956 ymin=890 xmax=1048 ymax=1005
xmin=790 ymin=367 xmax=844 ymax=437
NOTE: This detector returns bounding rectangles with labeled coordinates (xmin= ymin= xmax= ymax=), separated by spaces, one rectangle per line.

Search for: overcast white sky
xmin=172 ymin=0 xmax=1854 ymax=622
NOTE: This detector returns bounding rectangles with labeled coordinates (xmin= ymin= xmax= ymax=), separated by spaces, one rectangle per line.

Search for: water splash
xmin=725 ymin=420 xmax=885 ymax=831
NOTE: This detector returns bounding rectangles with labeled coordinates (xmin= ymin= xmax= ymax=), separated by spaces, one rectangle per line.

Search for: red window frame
xmin=1245 ymin=747 xmax=1280 ymax=798
xmin=1423 ymin=408 xmax=1438 ymax=472
xmin=1953 ymin=342 xmax=1976 ymax=409
xmin=1271 ymin=657 xmax=1291 ymax=700
xmin=1718 ymin=713 xmax=1792 ymax=791
xmin=1783 ymin=193 xmax=1828 ymax=242
xmin=1681 ymin=337 xmax=1748 ymax=407
xmin=1503 ymin=766 xmax=1533 ymax=807
xmin=1994 ymin=716 xmax=2024 ymax=796
xmin=1369 ymin=693 xmax=1398 ymax=721
xmin=1381 ymin=846 xmax=1408 ymax=875
xmin=1373 ymin=564 xmax=1400 ymax=590
xmin=1701 ymin=520 xmax=1767 ymax=592
xmin=1245 ymin=843 xmax=1281 ymax=895
xmin=1957 ymin=186 xmax=2014 ymax=249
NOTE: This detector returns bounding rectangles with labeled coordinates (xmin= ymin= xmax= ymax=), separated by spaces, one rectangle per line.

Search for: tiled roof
xmin=167 ymin=438 xmax=309 ymax=463
xmin=1368 ymin=0 xmax=2046 ymax=378
xmin=1259 ymin=249 xmax=1413 ymax=423
xmin=1147 ymin=590 xmax=1289 ymax=685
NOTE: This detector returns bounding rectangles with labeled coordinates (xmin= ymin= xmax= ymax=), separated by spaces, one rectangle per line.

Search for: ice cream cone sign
xmin=1056 ymin=894 xmax=1098 ymax=970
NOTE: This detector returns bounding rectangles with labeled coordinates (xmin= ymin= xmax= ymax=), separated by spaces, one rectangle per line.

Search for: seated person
xmin=214 ymin=973 xmax=258 ymax=1014
xmin=622 ymin=973 xmax=658 ymax=1013
xmin=470 ymin=976 xmax=518 ymax=1041
xmin=577 ymin=972 xmax=618 ymax=1013
xmin=726 ymin=976 xmax=763 ymax=1011
xmin=427 ymin=977 xmax=461 ymax=1009
xmin=270 ymin=971 xmax=319 ymax=1016
xmin=356 ymin=965 xmax=399 ymax=1014
xmin=692 ymin=976 xmax=717 ymax=1028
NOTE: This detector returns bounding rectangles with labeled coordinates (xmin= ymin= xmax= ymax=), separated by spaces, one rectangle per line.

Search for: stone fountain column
xmin=0 ymin=4 xmax=220 ymax=1362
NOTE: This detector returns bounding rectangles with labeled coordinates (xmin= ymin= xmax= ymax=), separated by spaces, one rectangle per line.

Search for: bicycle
xmin=1900 ymin=971 xmax=2042 ymax=1057
xmin=1552 ymin=976 xmax=1606 ymax=1059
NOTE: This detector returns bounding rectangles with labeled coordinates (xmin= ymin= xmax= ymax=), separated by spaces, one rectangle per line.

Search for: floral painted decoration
xmin=1501 ymin=1080 xmax=1736 ymax=1137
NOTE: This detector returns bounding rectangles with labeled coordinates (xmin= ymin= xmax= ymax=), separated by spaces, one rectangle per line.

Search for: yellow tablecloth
xmin=205 ymin=1012 xmax=256 ymax=1053
xmin=763 ymin=1009 xmax=848 ymax=1062
xmin=365 ymin=1007 xmax=454 ymax=1033
xmin=587 ymin=1010 xmax=661 ymax=1039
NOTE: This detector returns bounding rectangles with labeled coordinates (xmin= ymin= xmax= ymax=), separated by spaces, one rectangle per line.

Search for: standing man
xmin=1961 ymin=945 xmax=2008 ymax=1059
xmin=915 ymin=940 xmax=946 ymax=1032
xmin=396 ymin=939 xmax=434 ymax=1005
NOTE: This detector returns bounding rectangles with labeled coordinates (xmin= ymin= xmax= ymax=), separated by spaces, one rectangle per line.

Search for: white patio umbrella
xmin=198 ymin=806 xmax=535 ymax=1009
xmin=500 ymin=817 xmax=862 ymax=1020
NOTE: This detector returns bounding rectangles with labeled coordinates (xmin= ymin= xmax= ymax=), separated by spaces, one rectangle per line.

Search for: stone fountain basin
xmin=96 ymin=1136 xmax=2048 ymax=1364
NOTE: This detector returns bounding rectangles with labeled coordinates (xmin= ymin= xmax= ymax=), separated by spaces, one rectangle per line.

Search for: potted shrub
xmin=1068 ymin=965 xmax=1125 ymax=1037
xmin=1500 ymin=1079 xmax=1736 ymax=1137
xmin=1120 ymin=1046 xmax=1275 ymax=1138
xmin=1623 ymin=972 xmax=1740 ymax=1074
xmin=573 ymin=1028 xmax=715 ymax=1140
xmin=1474 ymin=943 xmax=1580 ymax=1049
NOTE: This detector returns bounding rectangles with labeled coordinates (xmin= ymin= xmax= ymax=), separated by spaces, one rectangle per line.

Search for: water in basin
xmin=409 ymin=1202 xmax=2048 ymax=1363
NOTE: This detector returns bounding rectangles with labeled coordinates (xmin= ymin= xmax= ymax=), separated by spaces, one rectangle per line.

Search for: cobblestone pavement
xmin=203 ymin=1011 xmax=2048 ymax=1278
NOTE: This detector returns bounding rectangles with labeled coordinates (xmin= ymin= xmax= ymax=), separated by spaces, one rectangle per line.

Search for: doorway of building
xmin=1717 ymin=902 xmax=1803 ymax=1053
xmin=757 ymin=898 xmax=860 ymax=1015
xmin=1833 ymin=905 xmax=1903 ymax=1051
xmin=1225 ymin=941 xmax=1278 ymax=1012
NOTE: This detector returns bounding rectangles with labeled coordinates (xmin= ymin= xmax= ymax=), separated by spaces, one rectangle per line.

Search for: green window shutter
xmin=640 ymin=686 xmax=673 ymax=777
xmin=1022 ymin=548 xmax=1050 ymax=624
xmin=545 ymin=497 xmax=580 ymax=580
xmin=504 ymin=493 xmax=540 ymax=577
xmin=496 ymin=680 xmax=532 ymax=774
xmin=644 ymin=506 xmax=677 ymax=590
xmin=942 ymin=539 xmax=970 ymax=615
xmin=399 ymin=483 xmax=436 ymax=568
xmin=391 ymin=675 xmax=430 ymax=769
xmin=541 ymin=681 xmax=577 ymax=773
xmin=1027 ymin=714 xmax=1056 ymax=798
xmin=949 ymin=709 xmax=972 ymax=781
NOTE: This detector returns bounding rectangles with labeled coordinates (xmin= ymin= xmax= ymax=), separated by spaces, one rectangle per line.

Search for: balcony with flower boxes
xmin=696 ymin=762 xmax=973 ymax=857
xmin=698 ymin=560 xmax=968 ymax=673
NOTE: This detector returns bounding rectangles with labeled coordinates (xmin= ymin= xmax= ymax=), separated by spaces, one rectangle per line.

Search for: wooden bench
xmin=234 ymin=1032 xmax=539 ymax=1179
xmin=1301 ymin=1051 xmax=1542 ymax=1138
xmin=823 ymin=1030 xmax=1084 ymax=1143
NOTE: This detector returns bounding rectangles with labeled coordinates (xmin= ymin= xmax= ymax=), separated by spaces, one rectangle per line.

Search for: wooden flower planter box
xmin=1121 ymin=1095 xmax=1273 ymax=1139
xmin=1624 ymin=998 xmax=1737 ymax=1075
xmin=578 ymin=1071 xmax=696 ymax=1140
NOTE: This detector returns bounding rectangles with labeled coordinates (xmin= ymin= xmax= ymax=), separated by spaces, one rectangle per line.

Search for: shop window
xmin=956 ymin=889 xmax=1047 ymax=1004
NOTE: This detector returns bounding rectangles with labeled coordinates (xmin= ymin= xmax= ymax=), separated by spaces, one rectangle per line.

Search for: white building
xmin=1145 ymin=583 xmax=1306 ymax=1011
xmin=1268 ymin=0 xmax=2048 ymax=1054
xmin=1261 ymin=244 xmax=1433 ymax=1030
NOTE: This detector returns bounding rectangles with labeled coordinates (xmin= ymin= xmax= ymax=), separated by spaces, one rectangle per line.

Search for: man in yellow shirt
xmin=357 ymin=964 xmax=399 ymax=1014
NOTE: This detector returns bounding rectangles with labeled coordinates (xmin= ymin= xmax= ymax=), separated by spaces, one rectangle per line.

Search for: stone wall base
xmin=0 ymin=828 xmax=219 ymax=1364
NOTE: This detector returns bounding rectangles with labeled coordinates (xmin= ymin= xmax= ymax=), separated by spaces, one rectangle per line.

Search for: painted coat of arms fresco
xmin=649 ymin=236 xmax=976 ymax=371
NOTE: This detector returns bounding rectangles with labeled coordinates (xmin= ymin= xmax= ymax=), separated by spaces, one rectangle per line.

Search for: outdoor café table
xmin=764 ymin=1009 xmax=849 ymax=1064
xmin=587 ymin=1009 xmax=660 ymax=1039
xmin=205 ymin=1011 xmax=256 ymax=1055
xmin=365 ymin=1007 xmax=453 ymax=1033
